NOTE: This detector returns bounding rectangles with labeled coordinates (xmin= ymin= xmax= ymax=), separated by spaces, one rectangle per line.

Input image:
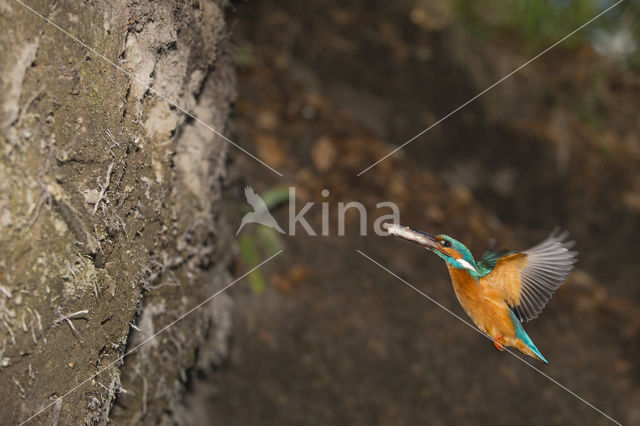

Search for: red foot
xmin=493 ymin=336 xmax=506 ymax=352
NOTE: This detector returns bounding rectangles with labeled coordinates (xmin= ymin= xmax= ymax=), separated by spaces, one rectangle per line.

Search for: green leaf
xmin=234 ymin=46 xmax=255 ymax=66
xmin=259 ymin=187 xmax=290 ymax=210
xmin=256 ymin=226 xmax=283 ymax=253
xmin=239 ymin=233 xmax=266 ymax=294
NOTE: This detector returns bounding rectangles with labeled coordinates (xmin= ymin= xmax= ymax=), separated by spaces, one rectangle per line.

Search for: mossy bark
xmin=0 ymin=0 xmax=235 ymax=423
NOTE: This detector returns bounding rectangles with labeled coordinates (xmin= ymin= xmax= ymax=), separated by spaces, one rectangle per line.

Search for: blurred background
xmin=189 ymin=1 xmax=639 ymax=424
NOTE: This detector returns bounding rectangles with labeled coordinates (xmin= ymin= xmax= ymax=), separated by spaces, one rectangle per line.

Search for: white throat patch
xmin=457 ymin=258 xmax=477 ymax=273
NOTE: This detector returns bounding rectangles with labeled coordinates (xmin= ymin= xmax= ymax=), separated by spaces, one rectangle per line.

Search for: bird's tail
xmin=514 ymin=339 xmax=549 ymax=364
xmin=509 ymin=309 xmax=549 ymax=364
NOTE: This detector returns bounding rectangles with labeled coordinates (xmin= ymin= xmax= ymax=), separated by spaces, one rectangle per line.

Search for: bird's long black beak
xmin=383 ymin=223 xmax=440 ymax=250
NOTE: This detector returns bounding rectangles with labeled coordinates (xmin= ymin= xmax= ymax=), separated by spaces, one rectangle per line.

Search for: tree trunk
xmin=0 ymin=0 xmax=235 ymax=423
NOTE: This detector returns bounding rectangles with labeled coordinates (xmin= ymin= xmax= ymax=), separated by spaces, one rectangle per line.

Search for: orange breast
xmin=446 ymin=266 xmax=516 ymax=340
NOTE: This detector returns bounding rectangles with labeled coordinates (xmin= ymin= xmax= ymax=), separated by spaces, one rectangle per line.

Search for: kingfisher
xmin=384 ymin=223 xmax=577 ymax=363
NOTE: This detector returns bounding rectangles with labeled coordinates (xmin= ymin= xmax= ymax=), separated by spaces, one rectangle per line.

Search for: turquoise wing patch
xmin=477 ymin=248 xmax=514 ymax=277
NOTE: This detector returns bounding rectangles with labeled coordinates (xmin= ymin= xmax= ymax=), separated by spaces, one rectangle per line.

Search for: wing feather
xmin=481 ymin=230 xmax=577 ymax=323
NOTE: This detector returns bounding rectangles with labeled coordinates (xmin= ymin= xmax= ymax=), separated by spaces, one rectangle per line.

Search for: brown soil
xmin=195 ymin=1 xmax=640 ymax=425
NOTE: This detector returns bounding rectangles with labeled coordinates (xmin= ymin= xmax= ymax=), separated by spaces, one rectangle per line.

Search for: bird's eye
xmin=442 ymin=240 xmax=451 ymax=248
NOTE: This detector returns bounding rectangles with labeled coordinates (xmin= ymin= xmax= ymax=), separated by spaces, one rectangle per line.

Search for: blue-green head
xmin=385 ymin=224 xmax=480 ymax=278
xmin=431 ymin=234 xmax=480 ymax=277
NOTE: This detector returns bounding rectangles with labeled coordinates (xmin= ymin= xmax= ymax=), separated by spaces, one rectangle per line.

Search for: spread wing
xmin=481 ymin=230 xmax=577 ymax=323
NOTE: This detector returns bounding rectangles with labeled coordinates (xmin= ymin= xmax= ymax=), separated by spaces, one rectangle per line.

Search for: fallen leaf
xmin=311 ymin=136 xmax=336 ymax=172
xmin=255 ymin=132 xmax=285 ymax=168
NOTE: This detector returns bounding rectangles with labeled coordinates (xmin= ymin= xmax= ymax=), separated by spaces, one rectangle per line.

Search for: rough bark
xmin=0 ymin=0 xmax=235 ymax=423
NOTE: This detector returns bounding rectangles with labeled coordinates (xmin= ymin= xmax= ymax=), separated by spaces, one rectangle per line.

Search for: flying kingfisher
xmin=384 ymin=223 xmax=577 ymax=363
